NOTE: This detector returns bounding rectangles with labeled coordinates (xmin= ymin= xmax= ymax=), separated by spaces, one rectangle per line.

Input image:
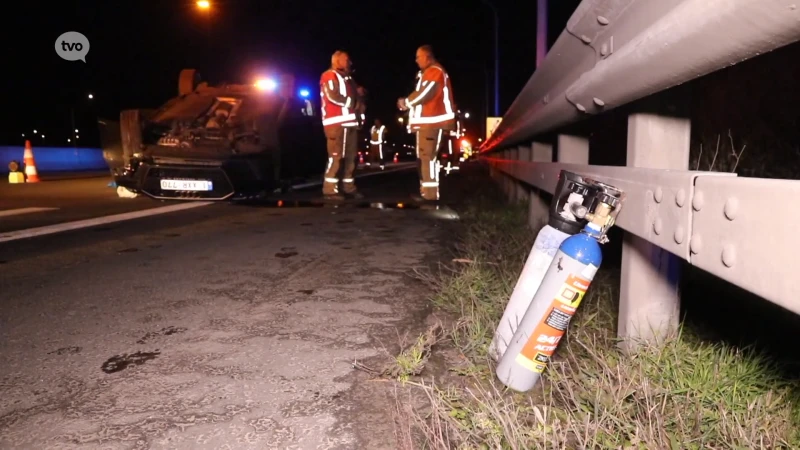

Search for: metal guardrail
xmin=479 ymin=0 xmax=800 ymax=328
xmin=482 ymin=0 xmax=800 ymax=151
xmin=486 ymin=158 xmax=800 ymax=315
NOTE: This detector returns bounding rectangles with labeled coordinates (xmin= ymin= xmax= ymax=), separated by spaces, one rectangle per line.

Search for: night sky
xmin=6 ymin=0 xmax=580 ymax=148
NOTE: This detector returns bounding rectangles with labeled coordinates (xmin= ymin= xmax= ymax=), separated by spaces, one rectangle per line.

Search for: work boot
xmin=411 ymin=193 xmax=437 ymax=203
xmin=346 ymin=191 xmax=364 ymax=200
xmin=323 ymin=193 xmax=345 ymax=202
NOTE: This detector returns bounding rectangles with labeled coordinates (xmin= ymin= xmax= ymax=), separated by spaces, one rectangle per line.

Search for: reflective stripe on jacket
xmin=370 ymin=125 xmax=386 ymax=144
xmin=405 ymin=63 xmax=456 ymax=130
xmin=320 ymin=69 xmax=359 ymax=128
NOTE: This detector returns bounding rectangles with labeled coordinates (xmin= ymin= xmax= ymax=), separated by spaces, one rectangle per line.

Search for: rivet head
xmin=693 ymin=191 xmax=705 ymax=211
xmin=597 ymin=15 xmax=610 ymax=25
xmin=653 ymin=218 xmax=663 ymax=235
xmin=724 ymin=197 xmax=739 ymax=220
xmin=593 ymin=97 xmax=605 ymax=107
xmin=581 ymin=35 xmax=592 ymax=44
xmin=600 ymin=44 xmax=609 ymax=56
xmin=676 ymin=189 xmax=686 ymax=207
xmin=690 ymin=234 xmax=703 ymax=254
xmin=653 ymin=187 xmax=663 ymax=203
xmin=674 ymin=226 xmax=685 ymax=244
xmin=576 ymin=103 xmax=586 ymax=112
xmin=722 ymin=245 xmax=736 ymax=267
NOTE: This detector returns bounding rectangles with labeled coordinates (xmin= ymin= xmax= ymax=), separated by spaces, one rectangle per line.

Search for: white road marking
xmin=0 ymin=202 xmax=213 ymax=243
xmin=0 ymin=164 xmax=418 ymax=244
xmin=0 ymin=207 xmax=59 ymax=218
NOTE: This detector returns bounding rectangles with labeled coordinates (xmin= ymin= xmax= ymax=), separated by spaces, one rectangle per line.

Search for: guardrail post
xmin=503 ymin=149 xmax=514 ymax=201
xmin=509 ymin=147 xmax=521 ymax=202
xmin=489 ymin=163 xmax=499 ymax=182
xmin=556 ymin=135 xmax=589 ymax=164
xmin=516 ymin=145 xmax=531 ymax=204
xmin=618 ymin=113 xmax=690 ymax=352
xmin=528 ymin=142 xmax=553 ymax=229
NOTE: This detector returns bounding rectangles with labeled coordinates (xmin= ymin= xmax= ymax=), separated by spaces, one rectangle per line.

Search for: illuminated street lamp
xmin=464 ymin=112 xmax=471 ymax=119
xmin=88 ymin=93 xmax=94 ymax=99
xmin=397 ymin=117 xmax=404 ymax=124
xmin=197 ymin=0 xmax=210 ymax=9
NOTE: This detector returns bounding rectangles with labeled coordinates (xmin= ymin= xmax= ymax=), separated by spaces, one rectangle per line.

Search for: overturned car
xmin=99 ymin=69 xmax=325 ymax=200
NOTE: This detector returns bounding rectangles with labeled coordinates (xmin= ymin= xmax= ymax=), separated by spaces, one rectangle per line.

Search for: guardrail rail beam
xmin=481 ymin=0 xmax=800 ymax=348
xmin=529 ymin=142 xmax=554 ymax=229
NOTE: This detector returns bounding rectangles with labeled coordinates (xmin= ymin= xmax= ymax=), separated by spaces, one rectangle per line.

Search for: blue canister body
xmin=495 ymin=223 xmax=603 ymax=392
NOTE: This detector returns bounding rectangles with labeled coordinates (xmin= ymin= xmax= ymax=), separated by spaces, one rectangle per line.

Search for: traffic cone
xmin=393 ymin=153 xmax=398 ymax=164
xmin=23 ymin=140 xmax=40 ymax=183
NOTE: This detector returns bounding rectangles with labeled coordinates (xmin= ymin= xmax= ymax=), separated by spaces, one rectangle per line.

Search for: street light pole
xmin=483 ymin=67 xmax=489 ymax=138
xmin=196 ymin=1 xmax=212 ymax=55
xmin=480 ymin=0 xmax=499 ymax=117
xmin=536 ymin=0 xmax=548 ymax=68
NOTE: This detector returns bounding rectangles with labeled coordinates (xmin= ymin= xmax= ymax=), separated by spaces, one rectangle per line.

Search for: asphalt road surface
xmin=0 ymin=164 xmax=469 ymax=449
xmin=0 ymin=163 xmax=417 ymax=236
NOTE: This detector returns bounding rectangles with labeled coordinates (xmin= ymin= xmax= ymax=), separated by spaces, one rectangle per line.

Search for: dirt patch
xmin=326 ymin=214 xmax=456 ymax=449
xmin=48 ymin=346 xmax=82 ymax=356
xmin=101 ymin=351 xmax=161 ymax=374
xmin=137 ymin=326 xmax=188 ymax=344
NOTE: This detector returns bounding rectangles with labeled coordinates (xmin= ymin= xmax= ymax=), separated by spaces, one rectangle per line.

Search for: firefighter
xmin=355 ymin=83 xmax=368 ymax=145
xmin=319 ymin=50 xmax=364 ymax=200
xmin=397 ymin=45 xmax=457 ymax=201
xmin=356 ymin=85 xmax=368 ymax=125
xmin=443 ymin=113 xmax=463 ymax=175
xmin=368 ymin=119 xmax=387 ymax=170
xmin=355 ymin=84 xmax=369 ymax=168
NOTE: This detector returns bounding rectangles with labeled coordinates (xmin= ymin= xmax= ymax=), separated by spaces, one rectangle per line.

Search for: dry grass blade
xmin=395 ymin=180 xmax=800 ymax=450
xmin=386 ymin=323 xmax=445 ymax=381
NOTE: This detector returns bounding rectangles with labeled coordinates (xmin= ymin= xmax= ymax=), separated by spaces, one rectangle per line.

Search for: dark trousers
xmin=415 ymin=128 xmax=444 ymax=200
xmin=369 ymin=144 xmax=384 ymax=167
xmin=323 ymin=126 xmax=358 ymax=195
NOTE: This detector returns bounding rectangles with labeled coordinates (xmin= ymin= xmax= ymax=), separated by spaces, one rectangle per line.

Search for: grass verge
xmin=396 ymin=179 xmax=800 ymax=449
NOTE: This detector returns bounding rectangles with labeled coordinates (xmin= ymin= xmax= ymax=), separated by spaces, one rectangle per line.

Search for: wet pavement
xmin=0 ymin=166 xmax=469 ymax=449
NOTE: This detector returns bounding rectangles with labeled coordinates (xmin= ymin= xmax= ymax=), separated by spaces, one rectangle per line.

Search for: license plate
xmin=160 ymin=179 xmax=213 ymax=191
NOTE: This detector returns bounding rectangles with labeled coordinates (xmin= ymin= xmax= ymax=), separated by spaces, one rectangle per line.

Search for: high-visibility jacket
xmin=404 ymin=63 xmax=456 ymax=130
xmin=320 ymin=69 xmax=360 ymax=128
xmin=370 ymin=125 xmax=386 ymax=145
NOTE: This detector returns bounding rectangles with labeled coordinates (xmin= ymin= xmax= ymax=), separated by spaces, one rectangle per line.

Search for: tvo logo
xmin=55 ymin=31 xmax=90 ymax=62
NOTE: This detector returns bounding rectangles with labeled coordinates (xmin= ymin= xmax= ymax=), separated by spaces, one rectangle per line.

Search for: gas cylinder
xmin=495 ymin=185 xmax=623 ymax=392
xmin=488 ymin=170 xmax=594 ymax=361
